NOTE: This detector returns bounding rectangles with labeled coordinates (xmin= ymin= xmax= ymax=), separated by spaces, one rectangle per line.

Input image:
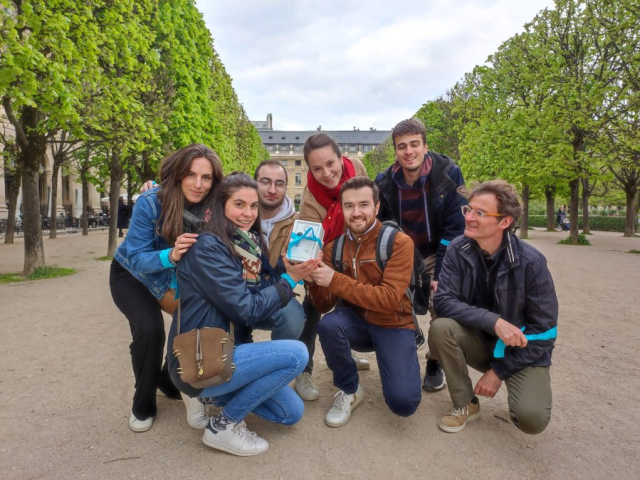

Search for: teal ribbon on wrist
xmin=159 ymin=248 xmax=176 ymax=268
xmin=281 ymin=273 xmax=302 ymax=288
xmin=494 ymin=326 xmax=558 ymax=358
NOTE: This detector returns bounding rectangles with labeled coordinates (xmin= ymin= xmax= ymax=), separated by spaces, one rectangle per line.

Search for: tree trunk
xmin=519 ymin=183 xmax=530 ymax=239
xmin=49 ymin=162 xmax=60 ymax=239
xmin=624 ymin=185 xmax=638 ymax=237
xmin=81 ymin=174 xmax=89 ymax=236
xmin=545 ymin=185 xmax=555 ymax=231
xmin=107 ymin=150 xmax=122 ymax=257
xmin=21 ymin=167 xmax=45 ymax=275
xmin=581 ymin=177 xmax=590 ymax=234
xmin=569 ymin=178 xmax=580 ymax=244
xmin=4 ymin=167 xmax=21 ymax=245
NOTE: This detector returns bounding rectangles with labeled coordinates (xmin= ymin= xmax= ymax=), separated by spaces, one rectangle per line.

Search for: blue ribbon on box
xmin=493 ymin=326 xmax=558 ymax=358
xmin=287 ymin=227 xmax=322 ymax=260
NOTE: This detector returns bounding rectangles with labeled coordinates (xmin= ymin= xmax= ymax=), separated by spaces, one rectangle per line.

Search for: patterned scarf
xmin=232 ymin=229 xmax=262 ymax=289
xmin=306 ymin=156 xmax=357 ymax=243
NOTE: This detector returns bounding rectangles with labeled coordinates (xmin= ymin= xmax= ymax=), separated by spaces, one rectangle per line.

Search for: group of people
xmin=109 ymin=119 xmax=558 ymax=457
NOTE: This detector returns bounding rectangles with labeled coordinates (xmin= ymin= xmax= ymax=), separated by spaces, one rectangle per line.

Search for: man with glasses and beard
xmin=430 ymin=180 xmax=557 ymax=435
xmin=254 ymin=160 xmax=298 ymax=269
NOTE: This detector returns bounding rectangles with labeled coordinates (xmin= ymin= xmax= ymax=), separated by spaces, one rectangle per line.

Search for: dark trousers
xmin=317 ymin=307 xmax=422 ymax=417
xmin=109 ymin=260 xmax=179 ymax=420
xmin=298 ymin=297 xmax=321 ymax=374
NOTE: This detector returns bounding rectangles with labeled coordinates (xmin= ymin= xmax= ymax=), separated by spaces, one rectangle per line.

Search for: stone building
xmin=252 ymin=115 xmax=391 ymax=210
xmin=1 ymin=108 xmax=110 ymax=222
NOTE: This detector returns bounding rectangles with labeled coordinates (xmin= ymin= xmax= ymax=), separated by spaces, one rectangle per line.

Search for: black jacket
xmin=434 ymin=232 xmax=558 ymax=379
xmin=374 ymin=152 xmax=467 ymax=280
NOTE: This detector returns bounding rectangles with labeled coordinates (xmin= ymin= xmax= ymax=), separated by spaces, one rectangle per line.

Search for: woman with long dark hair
xmin=169 ymin=173 xmax=317 ymax=456
xmin=110 ymin=144 xmax=223 ymax=432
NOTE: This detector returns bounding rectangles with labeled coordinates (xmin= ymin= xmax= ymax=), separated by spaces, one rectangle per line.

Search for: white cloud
xmin=197 ymin=0 xmax=556 ymax=130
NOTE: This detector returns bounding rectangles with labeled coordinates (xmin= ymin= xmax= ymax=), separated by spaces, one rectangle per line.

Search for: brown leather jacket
xmin=308 ymin=220 xmax=415 ymax=329
xmin=299 ymin=157 xmax=368 ymax=223
xmin=266 ymin=212 xmax=298 ymax=268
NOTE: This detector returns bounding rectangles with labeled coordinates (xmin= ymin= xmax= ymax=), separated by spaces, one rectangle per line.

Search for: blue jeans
xmin=317 ymin=307 xmax=422 ymax=417
xmin=254 ymin=298 xmax=305 ymax=340
xmin=198 ymin=340 xmax=308 ymax=424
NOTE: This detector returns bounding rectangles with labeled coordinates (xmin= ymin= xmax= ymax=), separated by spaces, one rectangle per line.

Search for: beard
xmin=259 ymin=197 xmax=285 ymax=212
xmin=347 ymin=216 xmax=375 ymax=235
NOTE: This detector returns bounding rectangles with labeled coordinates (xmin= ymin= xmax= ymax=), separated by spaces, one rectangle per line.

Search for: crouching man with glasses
xmin=430 ymin=180 xmax=557 ymax=434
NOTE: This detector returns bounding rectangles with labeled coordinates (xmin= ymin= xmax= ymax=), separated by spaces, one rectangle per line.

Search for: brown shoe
xmin=438 ymin=401 xmax=480 ymax=433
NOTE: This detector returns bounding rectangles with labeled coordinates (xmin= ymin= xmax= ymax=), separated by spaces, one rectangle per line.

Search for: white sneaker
xmin=353 ymin=355 xmax=371 ymax=371
xmin=325 ymin=385 xmax=364 ymax=428
xmin=295 ymin=372 xmax=320 ymax=401
xmin=203 ymin=420 xmax=269 ymax=456
xmin=128 ymin=411 xmax=153 ymax=432
xmin=181 ymin=392 xmax=209 ymax=430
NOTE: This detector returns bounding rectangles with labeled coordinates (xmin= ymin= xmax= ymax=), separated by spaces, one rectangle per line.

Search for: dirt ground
xmin=0 ymin=228 xmax=639 ymax=480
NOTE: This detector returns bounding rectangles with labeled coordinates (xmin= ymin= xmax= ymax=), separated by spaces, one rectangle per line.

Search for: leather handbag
xmin=172 ymin=302 xmax=235 ymax=388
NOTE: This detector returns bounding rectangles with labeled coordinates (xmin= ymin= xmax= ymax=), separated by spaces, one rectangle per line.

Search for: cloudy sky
xmin=196 ymin=1 xmax=556 ymax=131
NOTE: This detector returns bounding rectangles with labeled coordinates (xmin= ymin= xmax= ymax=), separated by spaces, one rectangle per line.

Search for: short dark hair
xmin=340 ymin=176 xmax=379 ymax=205
xmin=254 ymin=159 xmax=288 ymax=184
xmin=303 ymin=133 xmax=341 ymax=164
xmin=392 ymin=119 xmax=427 ymax=147
xmin=468 ymin=180 xmax=523 ymax=231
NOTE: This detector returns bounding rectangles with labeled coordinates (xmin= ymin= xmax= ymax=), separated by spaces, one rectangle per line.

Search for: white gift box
xmin=286 ymin=220 xmax=324 ymax=263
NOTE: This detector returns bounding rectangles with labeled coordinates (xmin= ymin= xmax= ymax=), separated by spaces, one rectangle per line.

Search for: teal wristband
xmin=281 ymin=273 xmax=301 ymax=288
xmin=159 ymin=248 xmax=177 ymax=268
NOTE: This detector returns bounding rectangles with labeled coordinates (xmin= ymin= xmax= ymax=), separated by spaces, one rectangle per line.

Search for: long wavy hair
xmin=157 ymin=144 xmax=224 ymax=245
xmin=205 ymin=172 xmax=268 ymax=259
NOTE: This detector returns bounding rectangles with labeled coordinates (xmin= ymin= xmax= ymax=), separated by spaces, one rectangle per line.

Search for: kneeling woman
xmin=169 ymin=173 xmax=317 ymax=456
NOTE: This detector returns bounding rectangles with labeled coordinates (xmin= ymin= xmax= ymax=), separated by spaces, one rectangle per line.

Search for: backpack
xmin=331 ymin=220 xmax=431 ymax=347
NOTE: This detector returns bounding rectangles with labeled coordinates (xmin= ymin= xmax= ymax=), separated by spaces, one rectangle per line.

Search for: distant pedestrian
xmin=117 ymin=196 xmax=129 ymax=237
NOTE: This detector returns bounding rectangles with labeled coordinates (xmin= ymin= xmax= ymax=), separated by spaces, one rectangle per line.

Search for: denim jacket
xmin=114 ymin=188 xmax=174 ymax=300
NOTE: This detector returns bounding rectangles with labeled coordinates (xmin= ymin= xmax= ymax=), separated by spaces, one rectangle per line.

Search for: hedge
xmin=527 ymin=215 xmax=628 ymax=232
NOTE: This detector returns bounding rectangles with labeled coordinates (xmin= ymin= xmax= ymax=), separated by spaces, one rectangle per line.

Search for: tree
xmin=0 ymin=131 xmax=20 ymax=244
xmin=415 ymin=93 xmax=460 ymax=160
xmin=1 ymin=1 xmax=100 ymax=274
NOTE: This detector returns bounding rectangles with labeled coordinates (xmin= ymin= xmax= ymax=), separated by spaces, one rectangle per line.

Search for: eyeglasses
xmin=258 ymin=178 xmax=286 ymax=190
xmin=461 ymin=205 xmax=505 ymax=219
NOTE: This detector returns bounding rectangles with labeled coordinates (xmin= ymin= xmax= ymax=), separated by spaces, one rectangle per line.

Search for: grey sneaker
xmin=353 ymin=355 xmax=371 ymax=371
xmin=295 ymin=372 xmax=320 ymax=401
xmin=203 ymin=419 xmax=269 ymax=456
xmin=181 ymin=392 xmax=209 ymax=429
xmin=423 ymin=359 xmax=446 ymax=391
xmin=325 ymin=385 xmax=364 ymax=428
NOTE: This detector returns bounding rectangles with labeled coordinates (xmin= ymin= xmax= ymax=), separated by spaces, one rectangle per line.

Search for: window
xmin=295 ymin=160 xmax=301 ymax=166
xmin=281 ymin=136 xmax=286 ymax=140
xmin=293 ymin=146 xmax=302 ymax=151
xmin=363 ymin=145 xmax=371 ymax=152
xmin=268 ymin=136 xmax=273 ymax=139
xmin=348 ymin=146 xmax=357 ymax=152
xmin=294 ymin=194 xmax=302 ymax=211
xmin=349 ymin=135 xmax=354 ymax=139
xmin=295 ymin=136 xmax=300 ymax=140
xmin=295 ymin=173 xmax=302 ymax=185
xmin=280 ymin=161 xmax=288 ymax=166
xmin=336 ymin=136 xmax=340 ymax=139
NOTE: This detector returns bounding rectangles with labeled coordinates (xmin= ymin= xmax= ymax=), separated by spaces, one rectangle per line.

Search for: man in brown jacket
xmin=309 ymin=177 xmax=422 ymax=427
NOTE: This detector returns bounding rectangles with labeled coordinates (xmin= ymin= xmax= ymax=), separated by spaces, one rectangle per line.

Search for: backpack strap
xmin=376 ymin=222 xmax=399 ymax=270
xmin=331 ymin=234 xmax=346 ymax=273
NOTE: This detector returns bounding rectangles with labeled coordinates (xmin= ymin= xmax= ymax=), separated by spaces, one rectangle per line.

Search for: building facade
xmin=1 ymin=108 xmax=111 ymax=222
xmin=252 ymin=115 xmax=391 ymax=210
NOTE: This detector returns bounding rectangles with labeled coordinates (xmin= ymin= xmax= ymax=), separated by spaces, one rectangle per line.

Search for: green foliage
xmin=363 ymin=137 xmax=395 ymax=179
xmin=527 ymin=214 xmax=627 ymax=232
xmin=415 ymin=95 xmax=459 ymax=158
xmin=558 ymin=233 xmax=591 ymax=245
xmin=0 ymin=266 xmax=76 ymax=283
xmin=95 ymin=256 xmax=113 ymax=261
xmin=628 ymin=250 xmax=640 ymax=255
